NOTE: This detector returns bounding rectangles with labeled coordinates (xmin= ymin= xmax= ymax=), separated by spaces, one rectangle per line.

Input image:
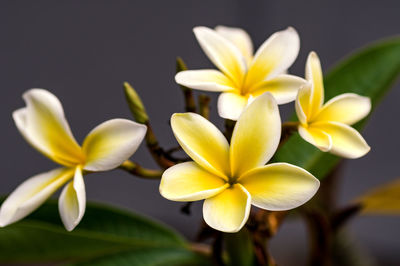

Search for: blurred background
xmin=0 ymin=1 xmax=399 ymax=265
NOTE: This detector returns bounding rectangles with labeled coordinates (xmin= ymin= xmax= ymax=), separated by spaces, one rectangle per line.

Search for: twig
xmin=198 ymin=94 xmax=211 ymax=119
xmin=189 ymin=242 xmax=212 ymax=257
xmin=300 ymin=163 xmax=345 ymax=266
xmin=331 ymin=203 xmax=362 ymax=232
xmin=166 ymin=146 xmax=182 ymax=154
xmin=212 ymin=231 xmax=224 ymax=266
xmin=247 ymin=210 xmax=285 ymax=266
xmin=176 ymin=57 xmax=196 ymax=113
xmin=302 ymin=210 xmax=332 ymax=266
xmin=124 ymin=82 xmax=177 ymax=169
xmin=279 ymin=121 xmax=299 ymax=148
xmin=224 ymin=119 xmax=236 ymax=142
xmin=119 ymin=160 xmax=163 ymax=179
xmin=145 ymin=122 xmax=176 ymax=168
xmin=180 ymin=202 xmax=193 ymax=215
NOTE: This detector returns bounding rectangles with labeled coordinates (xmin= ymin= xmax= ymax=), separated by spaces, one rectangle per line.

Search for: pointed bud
xmin=176 ymin=56 xmax=188 ymax=73
xmin=123 ymin=82 xmax=149 ymax=124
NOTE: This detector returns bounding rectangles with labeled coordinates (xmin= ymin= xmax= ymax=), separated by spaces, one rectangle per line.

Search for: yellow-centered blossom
xmin=160 ymin=92 xmax=319 ymax=233
xmin=0 ymin=89 xmax=146 ymax=231
xmin=175 ymin=25 xmax=306 ymax=120
xmin=295 ymin=52 xmax=371 ymax=158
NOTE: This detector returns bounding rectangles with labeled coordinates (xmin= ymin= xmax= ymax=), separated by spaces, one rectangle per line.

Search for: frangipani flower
xmin=160 ymin=92 xmax=319 ymax=232
xmin=175 ymin=25 xmax=306 ymax=120
xmin=295 ymin=52 xmax=371 ymax=158
xmin=0 ymin=89 xmax=146 ymax=231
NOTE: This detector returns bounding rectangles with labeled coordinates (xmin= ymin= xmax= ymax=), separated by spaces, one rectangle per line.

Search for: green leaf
xmin=224 ymin=228 xmax=255 ymax=266
xmin=274 ymin=38 xmax=400 ymax=179
xmin=355 ymin=178 xmax=400 ymax=215
xmin=0 ymin=199 xmax=209 ymax=265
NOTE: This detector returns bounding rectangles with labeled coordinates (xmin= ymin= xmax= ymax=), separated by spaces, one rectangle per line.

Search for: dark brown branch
xmin=176 ymin=57 xmax=197 ymax=113
xmin=145 ymin=122 xmax=176 ymax=168
xmin=224 ymin=119 xmax=236 ymax=142
xmin=279 ymin=121 xmax=299 ymax=148
xmin=198 ymin=94 xmax=211 ymax=119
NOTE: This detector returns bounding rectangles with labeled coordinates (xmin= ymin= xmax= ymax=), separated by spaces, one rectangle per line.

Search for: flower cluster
xmin=0 ymin=25 xmax=371 ymax=233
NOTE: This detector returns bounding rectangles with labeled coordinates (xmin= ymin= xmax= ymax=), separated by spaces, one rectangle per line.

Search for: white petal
xmin=217 ymin=92 xmax=248 ymax=120
xmin=239 ymin=163 xmax=319 ymax=211
xmin=0 ymin=168 xmax=73 ymax=227
xmin=215 ymin=25 xmax=253 ymax=65
xmin=82 ymin=119 xmax=146 ymax=172
xmin=203 ymin=184 xmax=251 ymax=233
xmin=313 ymin=93 xmax=371 ymax=125
xmin=312 ymin=121 xmax=370 ymax=159
xmin=59 ymin=166 xmax=86 ymax=231
xmin=244 ymin=27 xmax=300 ymax=88
xmin=306 ymin=52 xmax=324 ymax=115
xmin=171 ymin=113 xmax=230 ymax=179
xmin=193 ymin=26 xmax=247 ymax=86
xmin=298 ymin=125 xmax=332 ymax=152
xmin=13 ymin=89 xmax=84 ymax=166
xmin=175 ymin=70 xmax=236 ymax=92
xmin=230 ymin=92 xmax=281 ymax=178
xmin=160 ymin=162 xmax=228 ymax=201
xmin=251 ymin=74 xmax=307 ymax=104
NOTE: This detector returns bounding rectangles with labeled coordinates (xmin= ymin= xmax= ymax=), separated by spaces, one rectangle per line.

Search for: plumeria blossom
xmin=295 ymin=52 xmax=371 ymax=159
xmin=160 ymin=92 xmax=319 ymax=232
xmin=175 ymin=25 xmax=306 ymax=120
xmin=0 ymin=89 xmax=146 ymax=231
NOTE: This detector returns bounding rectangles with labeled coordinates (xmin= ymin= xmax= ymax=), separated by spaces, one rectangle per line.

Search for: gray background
xmin=1 ymin=1 xmax=399 ymax=265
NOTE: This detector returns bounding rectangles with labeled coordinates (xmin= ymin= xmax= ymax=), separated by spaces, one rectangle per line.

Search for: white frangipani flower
xmin=160 ymin=92 xmax=320 ymax=233
xmin=0 ymin=89 xmax=146 ymax=231
xmin=295 ymin=52 xmax=371 ymax=158
xmin=175 ymin=25 xmax=306 ymax=120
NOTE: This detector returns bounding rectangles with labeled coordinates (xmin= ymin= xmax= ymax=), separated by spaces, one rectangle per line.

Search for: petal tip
xmin=258 ymin=92 xmax=279 ymax=111
xmin=308 ymin=51 xmax=319 ymax=60
xmin=193 ymin=26 xmax=210 ymax=35
xmin=174 ymin=72 xmax=183 ymax=83
xmin=64 ymin=223 xmax=76 ymax=232
xmin=0 ymin=214 xmax=9 ymax=227
xmin=170 ymin=112 xmax=184 ymax=122
xmin=22 ymin=88 xmax=50 ymax=102
xmin=285 ymin=26 xmax=298 ymax=34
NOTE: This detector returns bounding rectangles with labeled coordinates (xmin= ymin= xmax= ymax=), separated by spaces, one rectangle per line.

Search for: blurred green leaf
xmin=0 ymin=199 xmax=209 ymax=265
xmin=274 ymin=38 xmax=400 ymax=179
xmin=355 ymin=178 xmax=400 ymax=215
xmin=224 ymin=228 xmax=255 ymax=266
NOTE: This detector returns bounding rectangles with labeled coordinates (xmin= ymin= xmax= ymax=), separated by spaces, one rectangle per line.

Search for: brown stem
xmin=166 ymin=146 xmax=182 ymax=154
xmin=279 ymin=121 xmax=299 ymax=148
xmin=176 ymin=57 xmax=197 ymax=113
xmin=182 ymin=87 xmax=196 ymax=113
xmin=124 ymin=82 xmax=177 ymax=168
xmin=189 ymin=242 xmax=212 ymax=257
xmin=198 ymin=94 xmax=211 ymax=119
xmin=300 ymin=163 xmax=344 ymax=266
xmin=211 ymin=231 xmax=225 ymax=266
xmin=247 ymin=210 xmax=286 ymax=266
xmin=145 ymin=122 xmax=176 ymax=169
xmin=331 ymin=203 xmax=362 ymax=232
xmin=303 ymin=210 xmax=332 ymax=266
xmin=224 ymin=119 xmax=236 ymax=142
xmin=180 ymin=202 xmax=193 ymax=215
xmin=119 ymin=160 xmax=163 ymax=179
